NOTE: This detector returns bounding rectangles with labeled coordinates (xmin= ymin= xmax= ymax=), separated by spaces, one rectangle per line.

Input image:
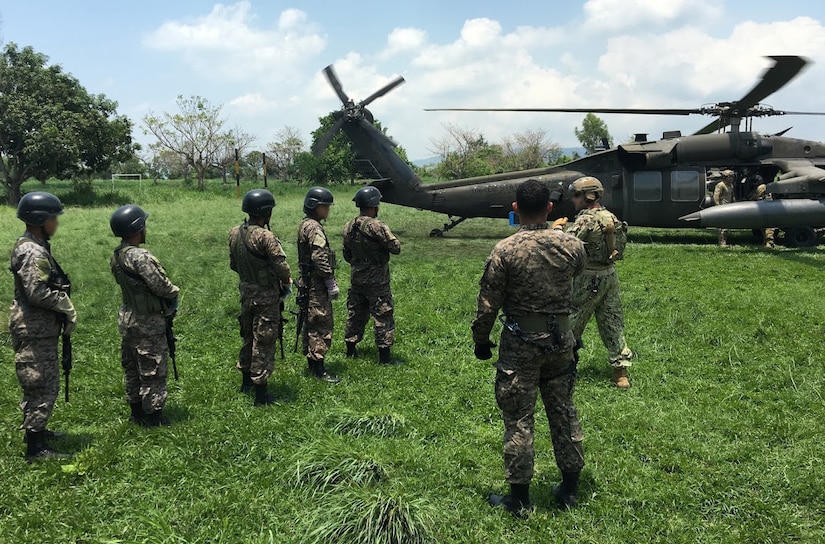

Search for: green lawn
xmin=0 ymin=179 xmax=823 ymax=543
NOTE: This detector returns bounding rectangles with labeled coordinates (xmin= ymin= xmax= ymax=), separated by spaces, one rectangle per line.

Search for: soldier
xmin=229 ymin=189 xmax=292 ymax=406
xmin=297 ymin=187 xmax=340 ymax=383
xmin=713 ymin=169 xmax=736 ymax=247
xmin=342 ymin=186 xmax=402 ymax=365
xmin=747 ymin=175 xmax=776 ymax=248
xmin=563 ymin=176 xmax=634 ymax=389
xmin=110 ymin=205 xmax=180 ymax=426
xmin=9 ymin=192 xmax=76 ymax=461
xmin=472 ymin=179 xmax=587 ymax=515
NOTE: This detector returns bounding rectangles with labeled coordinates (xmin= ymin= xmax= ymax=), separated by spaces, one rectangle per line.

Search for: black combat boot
xmin=310 ymin=358 xmax=341 ymax=384
xmin=129 ymin=402 xmax=145 ymax=424
xmin=378 ymin=347 xmax=403 ymax=365
xmin=552 ymin=471 xmax=580 ymax=509
xmin=254 ymin=383 xmax=276 ymax=406
xmin=488 ymin=483 xmax=533 ymax=518
xmin=24 ymin=430 xmax=70 ymax=462
xmin=240 ymin=371 xmax=254 ymax=393
xmin=23 ymin=429 xmax=66 ymax=443
xmin=141 ymin=410 xmax=171 ymax=427
xmin=346 ymin=342 xmax=358 ymax=358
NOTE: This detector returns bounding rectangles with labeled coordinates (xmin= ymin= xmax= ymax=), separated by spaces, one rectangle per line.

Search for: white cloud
xmin=582 ymin=0 xmax=722 ymax=32
xmin=227 ymin=93 xmax=279 ymax=114
xmin=384 ymin=27 xmax=427 ymax=57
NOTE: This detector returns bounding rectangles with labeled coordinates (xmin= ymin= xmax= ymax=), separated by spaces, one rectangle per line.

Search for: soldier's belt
xmin=581 ymin=267 xmax=615 ymax=277
xmin=510 ymin=313 xmax=571 ymax=333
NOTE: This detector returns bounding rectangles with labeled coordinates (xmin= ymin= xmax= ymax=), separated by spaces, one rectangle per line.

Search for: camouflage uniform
xmin=9 ymin=233 xmax=73 ymax=432
xmin=229 ymin=222 xmax=291 ymax=384
xmin=713 ymin=180 xmax=735 ymax=246
xmin=567 ymin=208 xmax=633 ymax=369
xmin=297 ymin=217 xmax=336 ymax=362
xmin=472 ymin=223 xmax=587 ymax=484
xmin=111 ymin=243 xmax=179 ymax=414
xmin=342 ymin=215 xmax=401 ymax=348
xmin=748 ymin=183 xmax=776 ymax=248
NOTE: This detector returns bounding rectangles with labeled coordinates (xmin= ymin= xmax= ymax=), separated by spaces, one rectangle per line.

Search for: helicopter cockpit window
xmin=671 ymin=171 xmax=701 ymax=202
xmin=633 ymin=171 xmax=662 ymax=202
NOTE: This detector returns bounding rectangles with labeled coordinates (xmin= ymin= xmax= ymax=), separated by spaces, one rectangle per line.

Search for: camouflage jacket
xmin=111 ymin=244 xmax=179 ymax=337
xmin=566 ymin=207 xmax=620 ymax=271
xmin=342 ymin=215 xmax=401 ymax=288
xmin=713 ymin=181 xmax=734 ymax=205
xmin=229 ymin=222 xmax=291 ymax=302
xmin=297 ymin=217 xmax=335 ymax=289
xmin=8 ymin=233 xmax=72 ymax=339
xmin=472 ymin=223 xmax=585 ymax=344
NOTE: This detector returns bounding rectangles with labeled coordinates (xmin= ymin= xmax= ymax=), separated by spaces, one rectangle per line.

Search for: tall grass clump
xmin=291 ymin=441 xmax=388 ymax=493
xmin=327 ymin=409 xmax=407 ymax=438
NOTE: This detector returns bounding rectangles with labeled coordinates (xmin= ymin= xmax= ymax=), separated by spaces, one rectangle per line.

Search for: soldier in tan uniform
xmin=297 ymin=187 xmax=340 ymax=383
xmin=473 ymin=179 xmax=587 ymax=515
xmin=342 ymin=186 xmax=401 ymax=365
xmin=713 ymin=169 xmax=736 ymax=247
xmin=9 ymin=192 xmax=76 ymax=461
xmin=563 ymin=176 xmax=634 ymax=389
xmin=229 ymin=189 xmax=292 ymax=405
xmin=747 ymin=175 xmax=776 ymax=248
xmin=110 ymin=205 xmax=180 ymax=427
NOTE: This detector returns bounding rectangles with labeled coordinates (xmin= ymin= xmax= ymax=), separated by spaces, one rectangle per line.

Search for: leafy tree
xmin=0 ymin=43 xmax=134 ymax=204
xmin=267 ymin=126 xmax=304 ymax=182
xmin=574 ymin=113 xmax=614 ymax=154
xmin=429 ymin=123 xmax=499 ymax=179
xmin=143 ymin=95 xmax=231 ymax=191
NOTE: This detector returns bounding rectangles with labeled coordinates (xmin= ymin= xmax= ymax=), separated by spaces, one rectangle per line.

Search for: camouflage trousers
xmin=571 ymin=269 xmax=633 ymax=368
xmin=237 ymin=297 xmax=280 ymax=385
xmin=495 ymin=329 xmax=584 ymax=484
xmin=344 ymin=285 xmax=395 ymax=348
xmin=303 ymin=288 xmax=333 ymax=362
xmin=121 ymin=333 xmax=168 ymax=413
xmin=13 ymin=336 xmax=60 ymax=432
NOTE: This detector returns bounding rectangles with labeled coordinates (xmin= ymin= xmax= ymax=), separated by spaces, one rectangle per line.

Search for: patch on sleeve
xmin=312 ymin=231 xmax=327 ymax=247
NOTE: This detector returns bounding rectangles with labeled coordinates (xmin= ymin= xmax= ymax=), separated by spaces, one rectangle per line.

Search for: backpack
xmin=596 ymin=209 xmax=627 ymax=262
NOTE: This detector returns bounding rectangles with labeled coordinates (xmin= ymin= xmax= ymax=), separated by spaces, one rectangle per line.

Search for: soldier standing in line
xmin=713 ymin=169 xmax=736 ymax=247
xmin=342 ymin=186 xmax=402 ymax=365
xmin=297 ymin=187 xmax=340 ymax=383
xmin=110 ymin=205 xmax=180 ymax=426
xmin=747 ymin=175 xmax=776 ymax=249
xmin=9 ymin=192 xmax=76 ymax=461
xmin=229 ymin=189 xmax=292 ymax=406
xmin=472 ymin=179 xmax=587 ymax=515
xmin=561 ymin=176 xmax=634 ymax=389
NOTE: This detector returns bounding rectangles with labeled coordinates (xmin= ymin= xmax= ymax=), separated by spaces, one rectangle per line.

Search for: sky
xmin=3 ymin=0 xmax=825 ymax=160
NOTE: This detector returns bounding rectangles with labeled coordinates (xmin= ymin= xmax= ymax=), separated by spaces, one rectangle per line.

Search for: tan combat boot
xmin=612 ymin=367 xmax=630 ymax=389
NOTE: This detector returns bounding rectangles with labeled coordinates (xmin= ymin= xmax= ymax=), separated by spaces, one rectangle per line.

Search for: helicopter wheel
xmin=429 ymin=229 xmax=444 ymax=238
xmin=783 ymin=226 xmax=819 ymax=247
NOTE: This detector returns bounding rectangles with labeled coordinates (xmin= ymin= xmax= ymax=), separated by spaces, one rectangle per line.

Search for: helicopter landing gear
xmin=783 ymin=226 xmax=820 ymax=247
xmin=429 ymin=216 xmax=467 ymax=237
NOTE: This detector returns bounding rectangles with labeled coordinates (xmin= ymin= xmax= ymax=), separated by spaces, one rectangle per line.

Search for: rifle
xmin=62 ymin=331 xmax=72 ymax=403
xmin=166 ymin=314 xmax=178 ymax=380
xmin=278 ymin=300 xmax=287 ymax=360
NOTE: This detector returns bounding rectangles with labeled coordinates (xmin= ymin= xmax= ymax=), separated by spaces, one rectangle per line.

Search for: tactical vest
xmin=111 ymin=245 xmax=165 ymax=314
xmin=231 ymin=223 xmax=275 ymax=287
xmin=579 ymin=208 xmax=627 ymax=265
xmin=345 ymin=217 xmax=389 ymax=266
xmin=11 ymin=235 xmax=71 ymax=299
xmin=297 ymin=218 xmax=335 ymax=279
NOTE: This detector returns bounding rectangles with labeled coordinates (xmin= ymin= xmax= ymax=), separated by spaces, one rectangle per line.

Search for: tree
xmin=574 ymin=113 xmax=614 ymax=154
xmin=267 ymin=126 xmax=304 ymax=182
xmin=429 ymin=123 xmax=498 ymax=180
xmin=500 ymin=128 xmax=562 ymax=171
xmin=143 ymin=95 xmax=231 ymax=190
xmin=0 ymin=43 xmax=135 ymax=204
xmin=211 ymin=127 xmax=256 ymax=184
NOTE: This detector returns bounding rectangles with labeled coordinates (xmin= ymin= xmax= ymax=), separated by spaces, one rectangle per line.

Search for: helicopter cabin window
xmin=671 ymin=171 xmax=701 ymax=202
xmin=633 ymin=171 xmax=662 ymax=201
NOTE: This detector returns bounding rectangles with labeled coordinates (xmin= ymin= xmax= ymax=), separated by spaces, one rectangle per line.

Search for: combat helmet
xmin=110 ymin=204 xmax=148 ymax=238
xmin=570 ymin=176 xmax=604 ymax=202
xmin=17 ymin=192 xmax=64 ymax=226
xmin=303 ymin=187 xmax=334 ymax=215
xmin=353 ymin=186 xmax=382 ymax=208
xmin=242 ymin=189 xmax=276 ymax=218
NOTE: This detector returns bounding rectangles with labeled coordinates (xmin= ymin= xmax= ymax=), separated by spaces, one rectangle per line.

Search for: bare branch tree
xmin=212 ymin=126 xmax=257 ymax=184
xmin=267 ymin=125 xmax=305 ymax=181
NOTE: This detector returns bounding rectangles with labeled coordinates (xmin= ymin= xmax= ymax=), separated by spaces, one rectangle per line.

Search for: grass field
xmin=1 ymin=179 xmax=824 ymax=543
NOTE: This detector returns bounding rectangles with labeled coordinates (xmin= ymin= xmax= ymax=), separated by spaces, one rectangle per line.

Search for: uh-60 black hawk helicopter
xmin=312 ymin=56 xmax=825 ymax=246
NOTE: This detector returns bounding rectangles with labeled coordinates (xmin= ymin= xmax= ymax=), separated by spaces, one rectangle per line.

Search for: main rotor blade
xmin=693 ymin=118 xmax=728 ymax=135
xmin=323 ymin=65 xmax=350 ymax=105
xmin=779 ymin=110 xmax=825 ymax=115
xmin=424 ymin=107 xmax=701 ymax=115
xmin=360 ymin=75 xmax=406 ymax=107
xmin=735 ymin=55 xmax=808 ymax=109
xmin=311 ymin=116 xmax=346 ymax=156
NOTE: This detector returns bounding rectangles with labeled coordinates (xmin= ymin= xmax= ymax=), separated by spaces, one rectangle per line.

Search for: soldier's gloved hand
xmin=474 ymin=340 xmax=496 ymax=360
xmin=54 ymin=296 xmax=77 ymax=336
xmin=280 ymin=283 xmax=293 ymax=301
xmin=169 ymin=296 xmax=180 ymax=312
xmin=325 ymin=278 xmax=340 ymax=300
xmin=551 ymin=217 xmax=568 ymax=229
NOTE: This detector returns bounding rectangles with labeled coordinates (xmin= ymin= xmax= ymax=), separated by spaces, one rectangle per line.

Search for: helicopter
xmin=312 ymin=57 xmax=825 ymax=245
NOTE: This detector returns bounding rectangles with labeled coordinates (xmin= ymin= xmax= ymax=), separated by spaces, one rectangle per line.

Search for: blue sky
xmin=2 ymin=1 xmax=825 ymax=159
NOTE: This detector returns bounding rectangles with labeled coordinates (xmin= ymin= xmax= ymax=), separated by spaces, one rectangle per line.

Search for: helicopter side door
xmin=622 ymin=167 xmax=706 ymax=227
